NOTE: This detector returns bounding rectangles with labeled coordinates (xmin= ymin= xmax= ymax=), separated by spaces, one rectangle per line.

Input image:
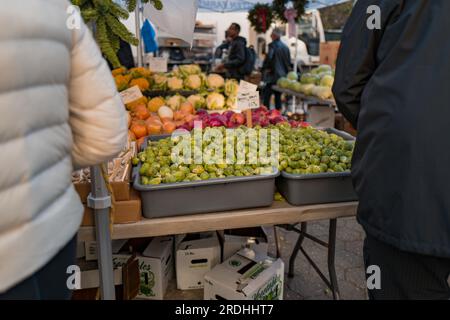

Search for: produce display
xmin=277 ymin=65 xmax=335 ymax=100
xmin=114 ymin=65 xmax=239 ymax=111
xmin=277 ymin=125 xmax=354 ymax=174
xmin=112 ymin=65 xmax=239 ymax=112
xmin=133 ymin=121 xmax=353 ymax=186
xmin=134 ymin=127 xmax=277 ymax=185
xmin=193 ymin=106 xmax=289 ymax=129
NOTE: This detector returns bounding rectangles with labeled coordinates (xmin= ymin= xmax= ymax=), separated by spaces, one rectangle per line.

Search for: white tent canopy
xmin=198 ymin=0 xmax=352 ymax=12
xmin=142 ymin=0 xmax=198 ymax=44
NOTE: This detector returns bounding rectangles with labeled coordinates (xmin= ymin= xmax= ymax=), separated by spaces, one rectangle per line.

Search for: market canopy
xmin=142 ymin=0 xmax=198 ymax=44
xmin=198 ymin=0 xmax=352 ymax=12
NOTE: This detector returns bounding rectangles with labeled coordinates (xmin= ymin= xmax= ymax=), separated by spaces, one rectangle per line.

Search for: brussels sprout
xmin=200 ymin=172 xmax=210 ymax=180
xmin=192 ymin=165 xmax=205 ymax=175
xmin=149 ymin=177 xmax=162 ymax=185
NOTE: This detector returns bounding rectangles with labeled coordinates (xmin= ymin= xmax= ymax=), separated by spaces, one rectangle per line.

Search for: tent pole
xmin=88 ymin=165 xmax=115 ymax=300
xmin=135 ymin=0 xmax=144 ymax=67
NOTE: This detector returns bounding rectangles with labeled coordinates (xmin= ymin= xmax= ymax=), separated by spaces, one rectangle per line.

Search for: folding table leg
xmin=288 ymin=222 xmax=307 ymax=278
xmin=327 ymin=219 xmax=340 ymax=300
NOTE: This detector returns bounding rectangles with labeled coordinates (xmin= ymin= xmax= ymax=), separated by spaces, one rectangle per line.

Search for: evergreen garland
xmin=272 ymin=0 xmax=308 ymax=23
xmin=248 ymin=4 xmax=274 ymax=34
xmin=71 ymin=0 xmax=163 ymax=68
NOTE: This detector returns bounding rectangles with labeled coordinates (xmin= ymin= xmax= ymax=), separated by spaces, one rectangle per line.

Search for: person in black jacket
xmin=333 ymin=0 xmax=450 ymax=300
xmin=262 ymin=28 xmax=291 ymax=110
xmin=216 ymin=23 xmax=247 ymax=80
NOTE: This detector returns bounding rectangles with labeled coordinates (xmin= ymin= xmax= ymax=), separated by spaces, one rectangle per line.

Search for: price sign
xmin=237 ymin=80 xmax=259 ymax=128
xmin=120 ymin=85 xmax=143 ymax=105
xmin=148 ymin=57 xmax=168 ymax=73
xmin=238 ymin=80 xmax=258 ymax=93
xmin=237 ymin=91 xmax=260 ymax=111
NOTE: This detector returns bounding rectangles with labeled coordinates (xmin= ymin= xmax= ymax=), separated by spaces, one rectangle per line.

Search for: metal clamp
xmin=87 ymin=194 xmax=112 ymax=210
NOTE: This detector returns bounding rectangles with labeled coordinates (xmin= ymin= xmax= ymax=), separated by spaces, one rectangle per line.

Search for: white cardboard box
xmin=223 ymin=228 xmax=268 ymax=261
xmin=176 ymin=232 xmax=221 ymax=290
xmin=136 ymin=236 xmax=174 ymax=300
xmin=85 ymin=239 xmax=128 ymax=261
xmin=204 ymin=249 xmax=284 ymax=300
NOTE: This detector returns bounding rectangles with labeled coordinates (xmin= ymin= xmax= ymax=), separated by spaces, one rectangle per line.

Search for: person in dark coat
xmin=333 ymin=0 xmax=450 ymax=300
xmin=262 ymin=28 xmax=291 ymax=110
xmin=216 ymin=23 xmax=247 ymax=80
xmin=214 ymin=31 xmax=231 ymax=59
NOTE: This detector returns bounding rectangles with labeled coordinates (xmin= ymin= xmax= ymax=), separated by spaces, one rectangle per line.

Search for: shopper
xmin=214 ymin=31 xmax=232 ymax=60
xmin=262 ymin=28 xmax=291 ymax=110
xmin=333 ymin=0 xmax=450 ymax=300
xmin=0 ymin=1 xmax=128 ymax=299
xmin=215 ymin=23 xmax=248 ymax=80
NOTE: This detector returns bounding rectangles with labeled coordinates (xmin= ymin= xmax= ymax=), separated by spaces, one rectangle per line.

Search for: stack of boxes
xmin=74 ymin=227 xmax=284 ymax=300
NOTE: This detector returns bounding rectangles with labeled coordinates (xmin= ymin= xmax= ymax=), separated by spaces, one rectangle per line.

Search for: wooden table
xmin=78 ymin=200 xmax=358 ymax=300
xmin=78 ymin=201 xmax=357 ymax=242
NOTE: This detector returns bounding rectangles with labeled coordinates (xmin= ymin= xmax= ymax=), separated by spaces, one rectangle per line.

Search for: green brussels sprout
xmin=192 ymin=165 xmax=205 ymax=175
xmin=200 ymin=172 xmax=210 ymax=180
xmin=149 ymin=177 xmax=162 ymax=185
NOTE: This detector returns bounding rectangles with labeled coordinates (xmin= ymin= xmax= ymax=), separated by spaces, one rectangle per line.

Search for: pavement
xmin=165 ymin=216 xmax=368 ymax=300
xmin=266 ymin=217 xmax=368 ymax=300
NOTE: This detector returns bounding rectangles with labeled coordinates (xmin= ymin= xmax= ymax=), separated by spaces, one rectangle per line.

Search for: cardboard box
xmin=81 ymin=189 xmax=142 ymax=227
xmin=74 ymin=165 xmax=132 ymax=203
xmin=319 ymin=41 xmax=340 ymax=68
xmin=176 ymin=232 xmax=221 ymax=290
xmin=222 ymin=228 xmax=268 ymax=261
xmin=76 ymin=241 xmax=85 ymax=259
xmin=204 ymin=249 xmax=284 ymax=300
xmin=135 ymin=237 xmax=174 ymax=300
xmin=78 ymin=259 xmax=124 ymax=290
xmin=84 ymin=239 xmax=128 ymax=261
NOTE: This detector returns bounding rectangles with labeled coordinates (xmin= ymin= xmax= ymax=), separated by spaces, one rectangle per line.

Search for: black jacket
xmin=224 ymin=36 xmax=247 ymax=80
xmin=333 ymin=0 xmax=450 ymax=258
xmin=263 ymin=39 xmax=291 ymax=84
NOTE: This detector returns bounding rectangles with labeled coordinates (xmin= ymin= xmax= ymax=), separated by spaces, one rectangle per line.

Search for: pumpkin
xmin=134 ymin=104 xmax=150 ymax=120
xmin=114 ymin=75 xmax=130 ymax=91
xmin=126 ymin=96 xmax=148 ymax=111
xmin=173 ymin=110 xmax=186 ymax=121
xmin=112 ymin=67 xmax=127 ymax=77
xmin=180 ymin=101 xmax=194 ymax=115
xmin=147 ymin=97 xmax=165 ymax=113
xmin=129 ymin=78 xmax=150 ymax=92
xmin=163 ymin=121 xmax=176 ymax=134
xmin=130 ymin=121 xmax=147 ymax=139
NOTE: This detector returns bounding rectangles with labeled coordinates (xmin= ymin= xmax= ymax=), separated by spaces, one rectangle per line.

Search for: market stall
xmin=71 ymin=0 xmax=358 ymax=301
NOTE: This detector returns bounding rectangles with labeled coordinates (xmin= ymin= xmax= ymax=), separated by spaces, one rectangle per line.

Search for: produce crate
xmin=135 ymin=134 xmax=279 ymax=218
xmin=276 ymin=128 xmax=357 ymax=205
xmin=134 ymin=170 xmax=279 ymax=218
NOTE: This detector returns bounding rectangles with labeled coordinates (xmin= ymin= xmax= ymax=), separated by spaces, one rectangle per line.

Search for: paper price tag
xmin=120 ymin=85 xmax=143 ymax=105
xmin=148 ymin=57 xmax=168 ymax=73
xmin=237 ymin=91 xmax=260 ymax=111
xmin=238 ymin=80 xmax=258 ymax=93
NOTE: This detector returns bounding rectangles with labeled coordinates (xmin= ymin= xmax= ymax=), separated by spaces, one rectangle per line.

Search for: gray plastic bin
xmin=276 ymin=128 xmax=357 ymax=205
xmin=134 ymin=169 xmax=280 ymax=218
xmin=276 ymin=171 xmax=357 ymax=206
